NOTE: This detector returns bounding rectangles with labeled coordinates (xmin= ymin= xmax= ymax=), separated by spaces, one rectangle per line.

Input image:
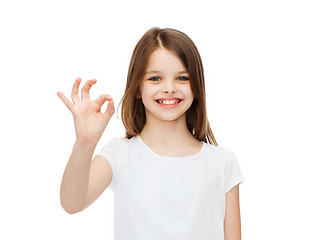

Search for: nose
xmin=163 ymin=79 xmax=176 ymax=94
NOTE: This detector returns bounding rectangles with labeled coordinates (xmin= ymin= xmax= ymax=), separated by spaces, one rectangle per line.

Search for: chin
xmin=157 ymin=114 xmax=186 ymax=122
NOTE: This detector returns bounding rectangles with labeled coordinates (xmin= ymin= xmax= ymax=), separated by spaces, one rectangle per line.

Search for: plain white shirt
xmin=96 ymin=135 xmax=244 ymax=240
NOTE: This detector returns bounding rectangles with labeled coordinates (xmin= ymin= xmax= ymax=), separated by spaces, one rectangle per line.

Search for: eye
xmin=149 ymin=76 xmax=161 ymax=81
xmin=178 ymin=76 xmax=189 ymax=81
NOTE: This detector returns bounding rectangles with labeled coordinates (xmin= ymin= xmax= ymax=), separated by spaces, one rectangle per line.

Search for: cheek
xmin=140 ymin=88 xmax=151 ymax=100
xmin=139 ymin=84 xmax=147 ymax=99
xmin=141 ymin=84 xmax=160 ymax=98
xmin=183 ymin=86 xmax=194 ymax=99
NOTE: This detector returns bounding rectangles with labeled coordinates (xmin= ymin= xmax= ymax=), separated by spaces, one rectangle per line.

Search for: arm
xmin=58 ymin=78 xmax=115 ymax=214
xmin=60 ymin=141 xmax=94 ymax=214
xmin=224 ymin=184 xmax=242 ymax=240
xmin=60 ymin=142 xmax=114 ymax=214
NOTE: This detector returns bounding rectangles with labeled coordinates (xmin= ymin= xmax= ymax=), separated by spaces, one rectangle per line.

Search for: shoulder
xmin=204 ymin=143 xmax=233 ymax=157
xmin=96 ymin=136 xmax=136 ymax=164
xmin=99 ymin=136 xmax=134 ymax=153
xmin=203 ymin=143 xmax=238 ymax=164
xmin=106 ymin=136 xmax=133 ymax=145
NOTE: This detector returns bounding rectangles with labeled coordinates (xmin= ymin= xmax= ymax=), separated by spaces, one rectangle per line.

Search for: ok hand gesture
xmin=57 ymin=78 xmax=115 ymax=144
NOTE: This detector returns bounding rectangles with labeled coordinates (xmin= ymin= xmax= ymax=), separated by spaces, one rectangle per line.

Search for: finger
xmin=94 ymin=94 xmax=113 ymax=107
xmin=81 ymin=79 xmax=97 ymax=101
xmin=71 ymin=78 xmax=81 ymax=103
xmin=103 ymin=99 xmax=115 ymax=124
xmin=57 ymin=91 xmax=74 ymax=111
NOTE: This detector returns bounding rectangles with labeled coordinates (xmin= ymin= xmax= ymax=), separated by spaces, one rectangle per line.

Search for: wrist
xmin=74 ymin=139 xmax=98 ymax=149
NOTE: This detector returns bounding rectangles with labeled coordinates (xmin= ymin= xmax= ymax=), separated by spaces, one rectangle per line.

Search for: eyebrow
xmin=145 ymin=70 xmax=188 ymax=75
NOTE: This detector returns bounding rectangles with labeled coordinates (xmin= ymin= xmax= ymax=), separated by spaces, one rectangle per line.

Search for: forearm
xmin=60 ymin=141 xmax=97 ymax=214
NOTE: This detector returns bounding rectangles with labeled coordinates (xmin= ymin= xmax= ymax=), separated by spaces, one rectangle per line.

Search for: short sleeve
xmin=95 ymin=137 xmax=124 ymax=191
xmin=224 ymin=148 xmax=244 ymax=194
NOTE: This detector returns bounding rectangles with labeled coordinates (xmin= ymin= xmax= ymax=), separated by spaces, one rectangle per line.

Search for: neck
xmin=139 ymin=114 xmax=197 ymax=148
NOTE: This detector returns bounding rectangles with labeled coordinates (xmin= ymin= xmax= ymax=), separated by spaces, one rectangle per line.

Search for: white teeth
xmin=158 ymin=99 xmax=180 ymax=105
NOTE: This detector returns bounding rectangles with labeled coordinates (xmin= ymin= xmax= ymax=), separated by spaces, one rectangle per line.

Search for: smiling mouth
xmin=155 ymin=99 xmax=182 ymax=105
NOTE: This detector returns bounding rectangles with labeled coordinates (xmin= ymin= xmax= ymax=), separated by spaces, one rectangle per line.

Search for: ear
xmin=136 ymin=88 xmax=142 ymax=99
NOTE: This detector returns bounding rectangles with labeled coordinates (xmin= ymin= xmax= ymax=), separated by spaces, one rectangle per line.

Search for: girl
xmin=58 ymin=27 xmax=244 ymax=240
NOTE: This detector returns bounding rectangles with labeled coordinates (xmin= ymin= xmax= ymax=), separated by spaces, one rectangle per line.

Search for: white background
xmin=1 ymin=0 xmax=325 ymax=239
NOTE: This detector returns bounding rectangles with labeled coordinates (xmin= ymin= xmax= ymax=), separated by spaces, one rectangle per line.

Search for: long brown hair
xmin=117 ymin=27 xmax=218 ymax=146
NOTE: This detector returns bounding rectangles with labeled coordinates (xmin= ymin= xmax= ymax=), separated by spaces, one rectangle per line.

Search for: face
xmin=139 ymin=47 xmax=194 ymax=123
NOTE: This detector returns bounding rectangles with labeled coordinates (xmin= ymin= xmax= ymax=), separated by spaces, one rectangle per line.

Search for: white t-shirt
xmin=96 ymin=135 xmax=244 ymax=240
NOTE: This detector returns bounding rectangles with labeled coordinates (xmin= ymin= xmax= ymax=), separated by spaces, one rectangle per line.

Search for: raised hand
xmin=57 ymin=78 xmax=115 ymax=144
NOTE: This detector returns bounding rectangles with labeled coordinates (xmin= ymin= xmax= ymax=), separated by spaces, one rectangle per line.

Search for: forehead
xmin=145 ymin=48 xmax=187 ymax=74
